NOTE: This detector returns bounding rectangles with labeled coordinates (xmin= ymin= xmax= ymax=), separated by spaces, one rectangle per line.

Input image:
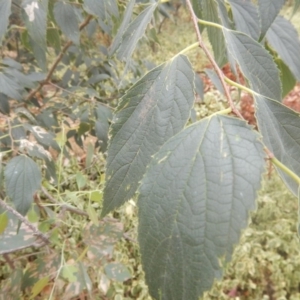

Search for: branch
xmin=185 ymin=0 xmax=243 ymax=119
xmin=25 ymin=14 xmax=94 ymax=102
xmin=0 ymin=198 xmax=50 ymax=245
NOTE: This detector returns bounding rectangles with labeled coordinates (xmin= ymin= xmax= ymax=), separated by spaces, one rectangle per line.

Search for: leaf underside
xmin=138 ymin=115 xmax=265 ymax=300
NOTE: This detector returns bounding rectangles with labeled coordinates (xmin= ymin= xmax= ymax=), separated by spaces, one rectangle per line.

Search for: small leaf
xmin=105 ymin=263 xmax=131 ymax=282
xmin=228 ymin=0 xmax=260 ymax=40
xmin=54 ymin=1 xmax=79 ymax=44
xmin=76 ymin=172 xmax=86 ymax=190
xmin=5 ymin=156 xmax=42 ymax=216
xmin=30 ymin=277 xmax=49 ymax=299
xmin=258 ymin=0 xmax=284 ymax=39
xmin=0 ymin=0 xmax=11 ymax=43
xmin=61 ymin=265 xmax=78 ymax=283
xmin=90 ymin=191 xmax=102 ymax=202
xmin=276 ymin=59 xmax=296 ymax=98
xmin=255 ymin=95 xmax=300 ymax=196
xmin=0 ymin=212 xmax=8 ymax=234
xmin=138 ymin=115 xmax=265 ymax=300
xmin=116 ymin=2 xmax=157 ymax=61
xmin=102 ymin=55 xmax=195 ymax=216
xmin=266 ymin=16 xmax=300 ymax=81
xmin=223 ymin=29 xmax=281 ymax=101
xmin=109 ymin=0 xmax=135 ymax=56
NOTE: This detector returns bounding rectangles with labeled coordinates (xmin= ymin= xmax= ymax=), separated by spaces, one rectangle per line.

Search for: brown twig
xmin=185 ymin=0 xmax=243 ymax=119
xmin=25 ymin=14 xmax=94 ymax=102
xmin=0 ymin=198 xmax=50 ymax=245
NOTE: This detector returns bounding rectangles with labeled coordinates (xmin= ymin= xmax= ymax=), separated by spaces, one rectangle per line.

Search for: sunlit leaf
xmin=138 ymin=115 xmax=265 ymax=300
xmin=0 ymin=212 xmax=8 ymax=234
xmin=30 ymin=277 xmax=49 ymax=299
xmin=102 ymin=55 xmax=194 ymax=216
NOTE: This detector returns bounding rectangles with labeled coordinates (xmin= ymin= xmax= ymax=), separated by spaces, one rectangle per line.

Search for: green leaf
xmin=30 ymin=277 xmax=49 ymax=299
xmin=47 ymin=28 xmax=61 ymax=52
xmin=258 ymin=0 xmax=284 ymax=39
xmin=102 ymin=55 xmax=195 ymax=216
xmin=22 ymin=0 xmax=48 ymax=71
xmin=228 ymin=0 xmax=260 ymax=40
xmin=0 ymin=212 xmax=8 ymax=234
xmin=138 ymin=115 xmax=265 ymax=300
xmin=54 ymin=1 xmax=79 ymax=44
xmin=116 ymin=2 xmax=157 ymax=61
xmin=61 ymin=265 xmax=78 ymax=283
xmin=202 ymin=0 xmax=227 ymax=66
xmin=0 ymin=0 xmax=11 ymax=43
xmin=5 ymin=156 xmax=42 ymax=216
xmin=104 ymin=263 xmax=131 ymax=282
xmin=292 ymin=0 xmax=300 ymax=16
xmin=223 ymin=29 xmax=281 ymax=101
xmin=83 ymin=0 xmax=106 ymax=20
xmin=255 ymin=95 xmax=300 ymax=196
xmin=266 ymin=16 xmax=300 ymax=81
xmin=109 ymin=0 xmax=135 ymax=56
xmin=0 ymin=93 xmax=10 ymax=115
xmin=275 ymin=59 xmax=296 ymax=98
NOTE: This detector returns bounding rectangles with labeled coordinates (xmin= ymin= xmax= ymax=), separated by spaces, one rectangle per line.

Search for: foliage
xmin=1 ymin=0 xmax=300 ymax=299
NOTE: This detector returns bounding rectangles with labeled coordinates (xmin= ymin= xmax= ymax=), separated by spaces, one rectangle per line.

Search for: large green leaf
xmin=255 ymin=95 xmax=300 ymax=196
xmin=266 ymin=16 xmax=300 ymax=81
xmin=258 ymin=0 xmax=284 ymax=39
xmin=138 ymin=115 xmax=265 ymax=300
xmin=54 ymin=1 xmax=79 ymax=45
xmin=109 ymin=0 xmax=135 ymax=56
xmin=223 ymin=29 xmax=281 ymax=101
xmin=0 ymin=0 xmax=11 ymax=43
xmin=116 ymin=2 xmax=157 ymax=61
xmin=22 ymin=0 xmax=48 ymax=71
xmin=5 ymin=156 xmax=42 ymax=216
xmin=228 ymin=0 xmax=260 ymax=40
xmin=202 ymin=0 xmax=227 ymax=66
xmin=83 ymin=0 xmax=118 ymax=21
xmin=102 ymin=55 xmax=195 ymax=216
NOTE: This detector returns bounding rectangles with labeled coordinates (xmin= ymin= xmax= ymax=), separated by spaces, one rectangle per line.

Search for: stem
xmin=177 ymin=42 xmax=199 ymax=55
xmin=198 ymin=18 xmax=223 ymax=30
xmin=0 ymin=199 xmax=50 ymax=245
xmin=225 ymin=77 xmax=257 ymax=95
xmin=185 ymin=0 xmax=243 ymax=119
xmin=268 ymin=154 xmax=300 ymax=185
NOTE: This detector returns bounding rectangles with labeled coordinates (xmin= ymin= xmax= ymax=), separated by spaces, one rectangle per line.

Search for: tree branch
xmin=25 ymin=14 xmax=93 ymax=102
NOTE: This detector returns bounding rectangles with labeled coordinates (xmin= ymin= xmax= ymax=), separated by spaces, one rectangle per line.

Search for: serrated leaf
xmin=228 ymin=0 xmax=260 ymax=40
xmin=109 ymin=0 xmax=135 ymax=56
xmin=223 ymin=29 xmax=281 ymax=101
xmin=138 ymin=115 xmax=265 ymax=300
xmin=202 ymin=0 xmax=227 ymax=66
xmin=5 ymin=156 xmax=42 ymax=216
xmin=61 ymin=265 xmax=78 ymax=283
xmin=266 ymin=16 xmax=300 ymax=81
xmin=22 ymin=0 xmax=48 ymax=71
xmin=54 ymin=1 xmax=79 ymax=44
xmin=116 ymin=2 xmax=157 ymax=61
xmin=102 ymin=55 xmax=195 ymax=216
xmin=255 ymin=95 xmax=300 ymax=196
xmin=258 ymin=0 xmax=284 ymax=39
xmin=87 ymin=203 xmax=98 ymax=225
xmin=0 ymin=93 xmax=10 ymax=115
xmin=0 ymin=0 xmax=11 ymax=43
